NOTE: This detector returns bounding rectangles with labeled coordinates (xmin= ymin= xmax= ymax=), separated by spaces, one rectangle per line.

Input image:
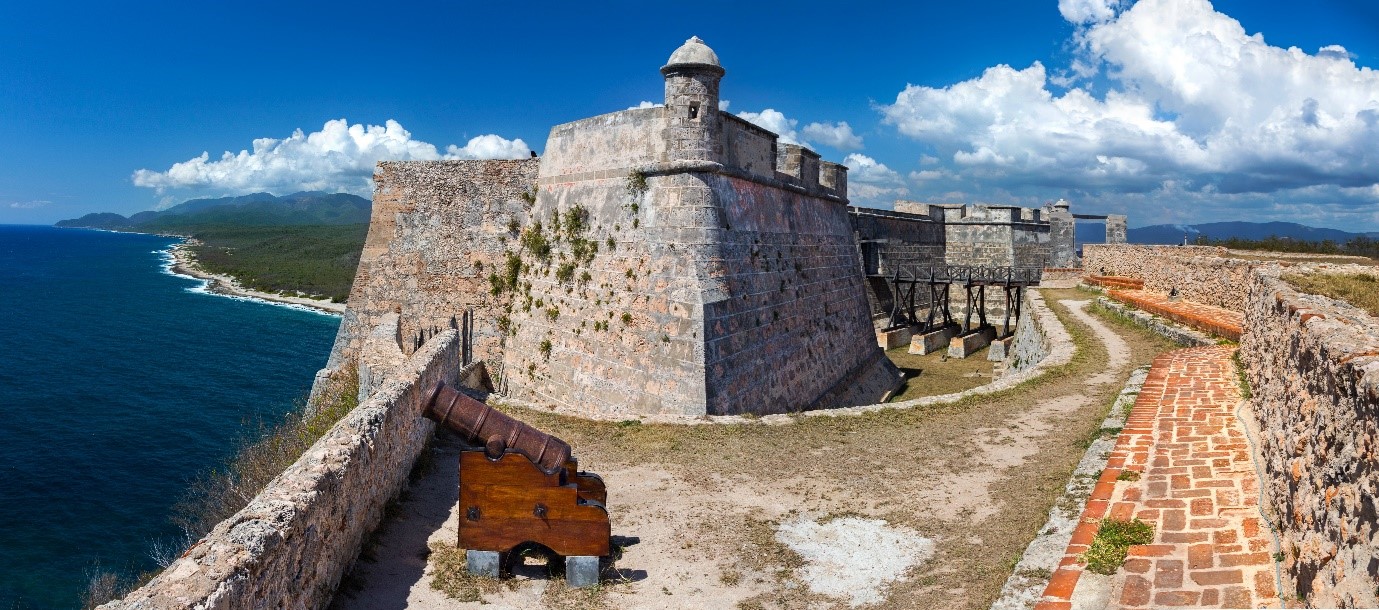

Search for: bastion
xmin=327 ymin=37 xmax=903 ymax=417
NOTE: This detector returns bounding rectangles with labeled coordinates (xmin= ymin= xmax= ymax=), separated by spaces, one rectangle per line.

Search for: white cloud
xmin=880 ymin=0 xmax=1379 ymax=227
xmin=737 ymin=108 xmax=807 ymax=147
xmin=802 ymin=121 xmax=864 ymax=150
xmin=132 ymin=119 xmax=529 ymax=203
xmin=1059 ymin=0 xmax=1120 ymax=24
xmin=844 ymin=153 xmax=909 ymax=207
xmin=631 ymin=100 xmax=730 ymax=110
xmin=8 ymin=200 xmax=50 ymax=209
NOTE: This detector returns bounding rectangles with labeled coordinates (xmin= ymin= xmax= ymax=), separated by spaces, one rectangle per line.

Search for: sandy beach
xmin=167 ymin=240 xmax=346 ymax=315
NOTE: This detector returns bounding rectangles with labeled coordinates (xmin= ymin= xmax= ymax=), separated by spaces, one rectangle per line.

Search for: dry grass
xmin=476 ymin=289 xmax=1180 ymax=609
xmin=884 ymin=343 xmax=996 ymax=401
xmin=1282 ymin=272 xmax=1379 ymax=318
xmin=428 ymin=543 xmax=504 ymax=603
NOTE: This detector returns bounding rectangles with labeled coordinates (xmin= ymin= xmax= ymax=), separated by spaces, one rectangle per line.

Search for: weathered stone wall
xmin=1006 ymin=289 xmax=1052 ymax=375
xmin=1082 ymin=244 xmax=1256 ymax=311
xmin=721 ymin=114 xmax=776 ymax=179
xmin=1241 ymin=265 xmax=1379 ymax=607
xmin=504 ymin=148 xmax=897 ymax=416
xmin=541 ymin=108 xmax=665 ymax=177
xmin=326 ymin=159 xmax=539 ymax=374
xmin=105 ymin=324 xmax=466 ymax=610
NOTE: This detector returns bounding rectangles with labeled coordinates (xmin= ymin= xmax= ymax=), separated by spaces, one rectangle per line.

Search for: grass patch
xmin=1232 ymin=350 xmax=1253 ymax=400
xmin=1081 ymin=518 xmax=1154 ymax=575
xmin=1116 ymin=470 xmax=1142 ymax=482
xmin=1282 ymin=272 xmax=1379 ymax=318
xmin=428 ymin=543 xmax=503 ymax=602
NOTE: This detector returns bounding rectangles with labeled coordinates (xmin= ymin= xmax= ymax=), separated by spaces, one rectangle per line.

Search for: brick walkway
xmin=1105 ymin=290 xmax=1244 ymax=341
xmin=1036 ymin=346 xmax=1281 ymax=609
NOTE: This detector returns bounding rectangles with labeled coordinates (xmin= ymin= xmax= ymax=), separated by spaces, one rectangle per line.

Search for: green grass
xmin=182 ymin=223 xmax=368 ymax=302
xmin=1082 ymin=518 xmax=1155 ymax=575
xmin=1282 ymin=272 xmax=1379 ymax=318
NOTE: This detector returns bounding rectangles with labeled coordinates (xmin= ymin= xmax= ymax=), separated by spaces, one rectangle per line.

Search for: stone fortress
xmin=324 ymin=36 xmax=1128 ymax=418
xmin=107 ymin=36 xmax=1379 ymax=610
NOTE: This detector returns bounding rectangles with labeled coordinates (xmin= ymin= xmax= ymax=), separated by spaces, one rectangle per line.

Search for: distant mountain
xmin=1129 ymin=221 xmax=1378 ymax=245
xmin=55 ymin=191 xmax=372 ymax=230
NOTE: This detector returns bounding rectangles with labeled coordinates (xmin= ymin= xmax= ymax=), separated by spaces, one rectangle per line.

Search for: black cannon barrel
xmin=422 ymin=381 xmax=572 ymax=475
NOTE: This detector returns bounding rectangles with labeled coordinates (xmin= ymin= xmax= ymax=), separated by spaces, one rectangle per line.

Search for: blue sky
xmin=2 ymin=0 xmax=1377 ymax=231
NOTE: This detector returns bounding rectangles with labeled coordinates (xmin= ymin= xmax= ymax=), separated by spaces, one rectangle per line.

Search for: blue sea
xmin=0 ymin=225 xmax=339 ymax=609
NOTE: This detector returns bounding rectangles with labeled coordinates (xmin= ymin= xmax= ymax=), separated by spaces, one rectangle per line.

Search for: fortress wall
xmin=849 ymin=208 xmax=947 ymax=321
xmin=721 ymin=114 xmax=777 ymax=179
xmin=540 ymin=108 xmax=666 ymax=177
xmin=1241 ymin=265 xmax=1379 ymax=607
xmin=106 ymin=324 xmax=466 ymax=610
xmin=501 ymin=170 xmax=709 ymax=417
xmin=701 ymin=174 xmax=899 ymax=413
xmin=1082 ymin=244 xmax=1256 ymax=311
xmin=326 ymin=159 xmax=538 ymax=373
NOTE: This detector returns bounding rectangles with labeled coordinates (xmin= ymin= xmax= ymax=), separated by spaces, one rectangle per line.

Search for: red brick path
xmin=1105 ymin=289 xmax=1244 ymax=341
xmin=1036 ymin=346 xmax=1280 ymax=609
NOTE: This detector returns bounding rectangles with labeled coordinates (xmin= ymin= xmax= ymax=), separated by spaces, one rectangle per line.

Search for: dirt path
xmin=331 ymin=290 xmax=1178 ymax=610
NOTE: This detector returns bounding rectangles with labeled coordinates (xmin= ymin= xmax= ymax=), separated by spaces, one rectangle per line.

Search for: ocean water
xmin=0 ymin=225 xmax=339 ymax=609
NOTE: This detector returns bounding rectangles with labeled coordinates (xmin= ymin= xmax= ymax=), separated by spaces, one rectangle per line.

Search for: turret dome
xmin=661 ymin=36 xmax=725 ymax=76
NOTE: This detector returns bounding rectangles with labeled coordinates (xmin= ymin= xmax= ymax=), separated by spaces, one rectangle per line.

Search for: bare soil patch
xmin=332 ymin=289 xmax=1179 ymax=609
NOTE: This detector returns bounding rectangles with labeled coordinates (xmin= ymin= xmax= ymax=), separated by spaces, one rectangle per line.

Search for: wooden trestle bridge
xmin=868 ymin=266 xmax=1043 ymax=338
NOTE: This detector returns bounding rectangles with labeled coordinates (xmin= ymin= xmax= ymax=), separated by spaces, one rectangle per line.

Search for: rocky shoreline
xmin=168 ymin=240 xmax=346 ymax=315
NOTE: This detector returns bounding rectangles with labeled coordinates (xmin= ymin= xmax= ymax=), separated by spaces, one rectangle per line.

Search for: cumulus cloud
xmin=737 ymin=109 xmax=806 ymax=146
xmin=844 ymin=153 xmax=909 ymax=207
xmin=132 ymin=119 xmax=529 ymax=203
xmin=880 ymin=0 xmax=1379 ymax=227
xmin=802 ymin=121 xmax=864 ymax=150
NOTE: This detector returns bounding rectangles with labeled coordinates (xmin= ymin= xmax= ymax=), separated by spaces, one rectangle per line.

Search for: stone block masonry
xmin=1083 ymin=244 xmax=1255 ymax=311
xmin=326 ymin=159 xmax=538 ymax=374
xmin=1241 ymin=264 xmax=1379 ymax=607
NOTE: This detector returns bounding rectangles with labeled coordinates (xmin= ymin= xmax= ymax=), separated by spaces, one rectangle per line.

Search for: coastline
xmin=166 ymin=239 xmax=346 ymax=315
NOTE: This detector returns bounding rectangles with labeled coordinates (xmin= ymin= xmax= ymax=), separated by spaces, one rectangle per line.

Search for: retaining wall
xmin=105 ymin=323 xmax=466 ymax=610
xmin=1242 ymin=265 xmax=1379 ymax=607
xmin=1083 ymin=244 xmax=1255 ymax=311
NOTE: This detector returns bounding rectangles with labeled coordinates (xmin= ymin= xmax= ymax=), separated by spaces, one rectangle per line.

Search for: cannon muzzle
xmin=422 ymin=381 xmax=572 ymax=475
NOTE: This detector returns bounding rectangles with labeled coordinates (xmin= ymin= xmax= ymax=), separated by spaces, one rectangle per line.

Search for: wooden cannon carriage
xmin=422 ymin=381 xmax=610 ymax=586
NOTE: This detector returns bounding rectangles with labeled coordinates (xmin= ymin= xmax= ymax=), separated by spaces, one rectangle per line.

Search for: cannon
xmin=422 ymin=380 xmax=610 ymax=586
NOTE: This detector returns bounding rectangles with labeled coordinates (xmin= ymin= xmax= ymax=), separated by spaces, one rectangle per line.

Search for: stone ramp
xmin=1035 ymin=346 xmax=1283 ymax=609
xmin=1105 ymin=289 xmax=1244 ymax=341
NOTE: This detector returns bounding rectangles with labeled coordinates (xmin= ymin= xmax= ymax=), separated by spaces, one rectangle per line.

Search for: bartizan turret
xmin=661 ymin=36 xmax=724 ymax=164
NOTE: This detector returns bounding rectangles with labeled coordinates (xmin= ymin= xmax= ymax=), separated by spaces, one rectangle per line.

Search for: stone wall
xmin=105 ymin=323 xmax=467 ymax=610
xmin=1082 ymin=244 xmax=1256 ymax=311
xmin=326 ymin=159 xmax=539 ymax=374
xmin=1006 ymin=289 xmax=1051 ymax=375
xmin=503 ymin=154 xmax=897 ymax=416
xmin=1241 ymin=265 xmax=1379 ymax=607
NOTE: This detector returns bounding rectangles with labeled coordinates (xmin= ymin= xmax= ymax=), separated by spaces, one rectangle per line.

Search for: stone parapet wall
xmin=105 ymin=325 xmax=467 ymax=610
xmin=1241 ymin=265 xmax=1379 ymax=607
xmin=1082 ymin=244 xmax=1255 ymax=311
